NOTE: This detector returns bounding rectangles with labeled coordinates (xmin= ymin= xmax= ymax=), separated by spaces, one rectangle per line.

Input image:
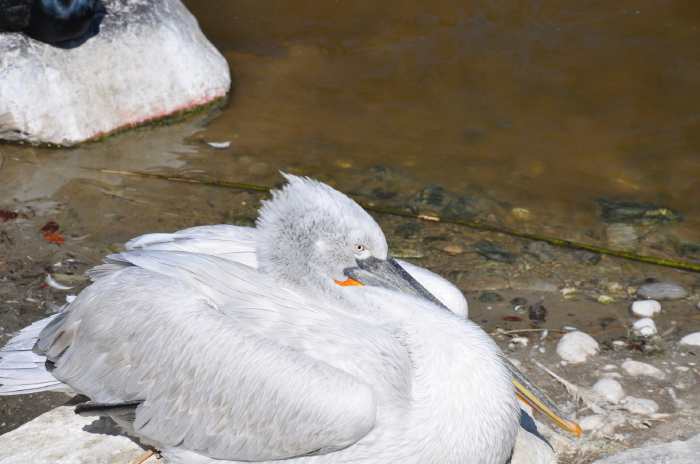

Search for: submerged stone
xmin=410 ymin=185 xmax=479 ymax=220
xmin=637 ymin=282 xmax=688 ymax=301
xmin=597 ymin=198 xmax=682 ymax=225
xmin=0 ymin=0 xmax=230 ymax=146
xmin=474 ymin=241 xmax=517 ymax=264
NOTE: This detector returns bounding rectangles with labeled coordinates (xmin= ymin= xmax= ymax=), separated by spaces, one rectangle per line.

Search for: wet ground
xmin=1 ymin=1 xmax=700 ymax=462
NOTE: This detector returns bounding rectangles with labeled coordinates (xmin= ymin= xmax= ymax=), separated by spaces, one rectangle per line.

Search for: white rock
xmin=630 ymin=300 xmax=661 ymax=317
xmin=593 ymin=378 xmax=625 ymax=403
xmin=632 ymin=318 xmax=657 ymax=337
xmin=621 ymin=359 xmax=666 ymax=380
xmin=556 ymin=331 xmax=599 ymax=363
xmin=679 ymin=332 xmax=700 ymax=347
xmin=592 ymin=433 xmax=700 ymax=464
xmin=0 ymin=0 xmax=230 ymax=146
xmin=0 ymin=406 xmax=145 ymax=463
xmin=579 ymin=414 xmax=605 ymax=431
xmin=622 ymin=396 xmax=659 ymax=415
xmin=637 ymin=282 xmax=688 ymax=301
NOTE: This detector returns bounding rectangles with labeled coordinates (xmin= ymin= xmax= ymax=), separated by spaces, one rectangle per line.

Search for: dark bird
xmin=0 ymin=0 xmax=105 ymax=48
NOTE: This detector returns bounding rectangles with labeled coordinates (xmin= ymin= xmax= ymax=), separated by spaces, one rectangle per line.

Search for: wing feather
xmin=36 ymin=255 xmax=380 ymax=461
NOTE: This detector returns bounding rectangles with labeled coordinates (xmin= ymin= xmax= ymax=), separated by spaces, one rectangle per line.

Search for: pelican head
xmin=257 ymin=174 xmax=442 ymax=304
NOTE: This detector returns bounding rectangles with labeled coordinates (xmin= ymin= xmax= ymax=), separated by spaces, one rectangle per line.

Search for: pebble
xmin=509 ymin=337 xmax=529 ymax=348
xmin=561 ymin=287 xmax=577 ymax=298
xmin=679 ymin=332 xmax=700 ymax=347
xmin=556 ymin=331 xmax=599 ymax=363
xmin=524 ymin=241 xmax=556 ymax=262
xmin=592 ymin=378 xmax=625 ymax=403
xmin=630 ymin=300 xmax=661 ymax=318
xmin=478 ymin=292 xmax=503 ymax=303
xmin=528 ymin=303 xmax=547 ymax=323
xmin=442 ymin=244 xmax=464 ymax=256
xmin=597 ymin=294 xmax=615 ymax=304
xmin=632 ymin=318 xmax=657 ymax=337
xmin=473 ymin=241 xmax=517 ymax=264
xmin=637 ymin=282 xmax=688 ymax=301
xmin=511 ymin=207 xmax=532 ymax=220
xmin=579 ymin=414 xmax=605 ymax=431
xmin=621 ymin=359 xmax=666 ymax=380
xmin=605 ymin=223 xmax=639 ymax=250
xmin=622 ymin=396 xmax=659 ymax=415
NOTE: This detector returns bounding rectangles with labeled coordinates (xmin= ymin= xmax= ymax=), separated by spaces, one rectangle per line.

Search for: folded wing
xmin=35 ymin=253 xmax=377 ymax=461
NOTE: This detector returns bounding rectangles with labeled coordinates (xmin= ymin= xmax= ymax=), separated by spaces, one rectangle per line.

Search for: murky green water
xmin=2 ymin=0 xmax=700 ymax=249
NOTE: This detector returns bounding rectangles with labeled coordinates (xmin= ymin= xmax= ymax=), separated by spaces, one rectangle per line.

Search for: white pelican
xmin=0 ymin=175 xmax=576 ymax=463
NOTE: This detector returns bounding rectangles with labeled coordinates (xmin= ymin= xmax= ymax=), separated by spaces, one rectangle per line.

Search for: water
xmin=2 ymin=0 xmax=699 ymax=248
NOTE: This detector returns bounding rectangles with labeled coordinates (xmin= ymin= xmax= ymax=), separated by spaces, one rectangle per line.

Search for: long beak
xmin=344 ymin=256 xmax=582 ymax=437
xmin=343 ymin=257 xmax=447 ymax=308
xmin=505 ymin=358 xmax=582 ymax=437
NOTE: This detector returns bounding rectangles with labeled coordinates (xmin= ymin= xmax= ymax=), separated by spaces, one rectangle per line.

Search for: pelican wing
xmin=37 ymin=252 xmax=379 ymax=461
xmin=125 ymin=224 xmax=258 ymax=267
xmin=124 ymin=225 xmax=467 ymax=316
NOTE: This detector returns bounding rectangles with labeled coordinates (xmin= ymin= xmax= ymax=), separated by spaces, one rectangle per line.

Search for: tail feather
xmin=0 ymin=315 xmax=67 ymax=395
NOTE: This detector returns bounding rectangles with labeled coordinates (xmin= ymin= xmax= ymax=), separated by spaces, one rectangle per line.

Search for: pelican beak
xmin=506 ymin=358 xmax=582 ymax=437
xmin=344 ymin=257 xmax=582 ymax=437
xmin=343 ymin=257 xmax=446 ymax=308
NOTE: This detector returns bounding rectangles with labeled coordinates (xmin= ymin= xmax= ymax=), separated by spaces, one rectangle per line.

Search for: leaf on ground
xmin=40 ymin=221 xmax=60 ymax=234
xmin=40 ymin=221 xmax=64 ymax=244
xmin=42 ymin=232 xmax=65 ymax=245
xmin=0 ymin=209 xmax=19 ymax=222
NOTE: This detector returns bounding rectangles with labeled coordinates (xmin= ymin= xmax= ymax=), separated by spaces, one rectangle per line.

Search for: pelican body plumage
xmin=0 ymin=175 xmax=565 ymax=463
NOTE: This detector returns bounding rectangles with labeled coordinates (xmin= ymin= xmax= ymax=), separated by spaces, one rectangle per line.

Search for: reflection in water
xmin=1 ymin=1 xmax=699 ymax=246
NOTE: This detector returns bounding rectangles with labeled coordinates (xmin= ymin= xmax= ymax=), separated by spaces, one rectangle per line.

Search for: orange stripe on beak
xmin=334 ymin=278 xmax=364 ymax=287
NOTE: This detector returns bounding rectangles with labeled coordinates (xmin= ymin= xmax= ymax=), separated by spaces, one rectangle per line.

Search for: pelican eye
xmin=354 ymin=244 xmax=366 ymax=253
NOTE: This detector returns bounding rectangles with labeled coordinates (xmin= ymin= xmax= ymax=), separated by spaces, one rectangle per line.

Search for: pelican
xmin=0 ymin=175 xmax=576 ymax=463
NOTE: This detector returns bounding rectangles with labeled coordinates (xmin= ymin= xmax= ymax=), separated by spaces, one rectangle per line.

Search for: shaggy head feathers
xmin=256 ymin=175 xmax=388 ymax=290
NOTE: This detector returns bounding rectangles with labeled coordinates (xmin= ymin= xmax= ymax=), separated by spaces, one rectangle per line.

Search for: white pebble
xmin=630 ymin=300 xmax=661 ymax=318
xmin=632 ymin=318 xmax=657 ymax=337
xmin=579 ymin=414 xmax=605 ymax=431
xmin=621 ymin=359 xmax=666 ymax=380
xmin=602 ymin=364 xmax=618 ymax=371
xmin=622 ymin=396 xmax=659 ymax=415
xmin=679 ymin=332 xmax=700 ymax=347
xmin=511 ymin=336 xmax=529 ymax=347
xmin=593 ymin=378 xmax=625 ymax=403
xmin=556 ymin=331 xmax=599 ymax=363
